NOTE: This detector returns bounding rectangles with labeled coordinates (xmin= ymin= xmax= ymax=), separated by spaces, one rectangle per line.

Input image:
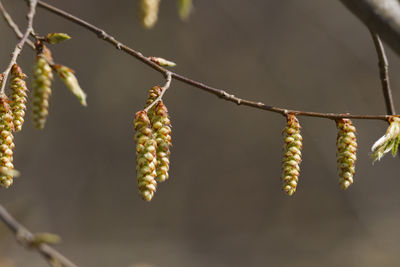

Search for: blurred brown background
xmin=0 ymin=0 xmax=399 ymax=266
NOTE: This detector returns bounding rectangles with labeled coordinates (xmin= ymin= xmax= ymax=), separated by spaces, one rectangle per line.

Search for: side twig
xmin=144 ymin=71 xmax=172 ymax=112
xmin=369 ymin=29 xmax=396 ymax=115
xmin=0 ymin=0 xmax=37 ymax=95
xmin=26 ymin=0 xmax=396 ymax=121
xmin=0 ymin=204 xmax=78 ymax=267
xmin=0 ymin=1 xmax=35 ymax=49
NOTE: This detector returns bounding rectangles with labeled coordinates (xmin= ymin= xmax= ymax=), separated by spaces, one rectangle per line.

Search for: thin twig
xmin=0 ymin=204 xmax=78 ymax=267
xmin=0 ymin=0 xmax=37 ymax=95
xmin=30 ymin=0 xmax=396 ymax=121
xmin=369 ymin=29 xmax=396 ymax=115
xmin=144 ymin=72 xmax=172 ymax=112
xmin=0 ymin=1 xmax=35 ymax=49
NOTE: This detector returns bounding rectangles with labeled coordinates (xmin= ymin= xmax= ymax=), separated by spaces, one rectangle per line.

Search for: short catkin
xmin=336 ymin=119 xmax=357 ymax=190
xmin=0 ymin=93 xmax=16 ymax=188
xmin=281 ymin=114 xmax=302 ymax=196
xmin=10 ymin=64 xmax=28 ymax=132
xmin=134 ymin=110 xmax=158 ymax=201
xmin=140 ymin=0 xmax=161 ymax=29
xmin=32 ymin=53 xmax=53 ymax=130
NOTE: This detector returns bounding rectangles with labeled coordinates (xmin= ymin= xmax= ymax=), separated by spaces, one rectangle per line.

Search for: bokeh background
xmin=0 ymin=0 xmax=400 ymax=266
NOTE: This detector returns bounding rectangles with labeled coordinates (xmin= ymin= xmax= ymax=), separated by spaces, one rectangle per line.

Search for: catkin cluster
xmin=336 ymin=119 xmax=357 ymax=190
xmin=32 ymin=53 xmax=53 ymax=130
xmin=134 ymin=86 xmax=172 ymax=201
xmin=10 ymin=64 xmax=28 ymax=132
xmin=0 ymin=94 xmax=15 ymax=188
xmin=134 ymin=111 xmax=158 ymax=201
xmin=281 ymin=114 xmax=302 ymax=196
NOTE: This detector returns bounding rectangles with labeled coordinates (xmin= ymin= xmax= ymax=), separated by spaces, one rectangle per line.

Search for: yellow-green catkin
xmin=177 ymin=0 xmax=193 ymax=20
xmin=281 ymin=114 xmax=302 ymax=196
xmin=140 ymin=0 xmax=161 ymax=29
xmin=336 ymin=119 xmax=357 ymax=190
xmin=134 ymin=110 xmax=158 ymax=201
xmin=32 ymin=53 xmax=53 ymax=130
xmin=151 ymin=101 xmax=172 ymax=182
xmin=0 ymin=92 xmax=15 ymax=188
xmin=10 ymin=64 xmax=28 ymax=132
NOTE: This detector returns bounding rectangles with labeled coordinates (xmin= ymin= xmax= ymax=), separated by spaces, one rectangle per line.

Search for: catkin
xmin=10 ymin=64 xmax=28 ymax=132
xmin=134 ymin=110 xmax=158 ymax=201
xmin=0 ymin=93 xmax=15 ymax=188
xmin=140 ymin=0 xmax=161 ymax=29
xmin=145 ymin=86 xmax=172 ymax=182
xmin=336 ymin=119 xmax=357 ymax=190
xmin=32 ymin=54 xmax=53 ymax=130
xmin=281 ymin=114 xmax=302 ymax=196
xmin=151 ymin=101 xmax=172 ymax=182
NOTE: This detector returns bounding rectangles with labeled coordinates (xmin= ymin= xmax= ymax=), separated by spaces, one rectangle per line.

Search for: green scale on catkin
xmin=134 ymin=110 xmax=158 ymax=201
xmin=10 ymin=64 xmax=28 ymax=132
xmin=336 ymin=119 xmax=357 ymax=190
xmin=0 ymin=94 xmax=15 ymax=188
xmin=281 ymin=114 xmax=302 ymax=196
xmin=32 ymin=54 xmax=53 ymax=130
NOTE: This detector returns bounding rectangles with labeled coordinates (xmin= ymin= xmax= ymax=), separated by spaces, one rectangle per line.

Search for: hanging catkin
xmin=32 ymin=50 xmax=53 ymax=130
xmin=134 ymin=110 xmax=158 ymax=201
xmin=336 ymin=119 xmax=357 ymax=190
xmin=10 ymin=64 xmax=28 ymax=132
xmin=281 ymin=114 xmax=302 ymax=196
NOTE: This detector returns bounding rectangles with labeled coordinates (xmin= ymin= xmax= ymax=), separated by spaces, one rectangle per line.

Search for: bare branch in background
xmin=0 ymin=0 xmax=37 ymax=95
xmin=0 ymin=204 xmax=78 ymax=267
xmin=29 ymin=0 xmax=396 ymax=122
xmin=0 ymin=1 xmax=35 ymax=49
xmin=340 ymin=0 xmax=400 ymax=56
xmin=369 ymin=30 xmax=396 ymax=115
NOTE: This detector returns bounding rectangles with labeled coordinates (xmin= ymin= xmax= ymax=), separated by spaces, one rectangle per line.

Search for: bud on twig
xmin=336 ymin=119 xmax=357 ymax=190
xmin=44 ymin=33 xmax=71 ymax=44
xmin=149 ymin=57 xmax=176 ymax=67
xmin=134 ymin=111 xmax=158 ymax=201
xmin=281 ymin=114 xmax=302 ymax=196
xmin=54 ymin=65 xmax=87 ymax=106
xmin=10 ymin=64 xmax=28 ymax=132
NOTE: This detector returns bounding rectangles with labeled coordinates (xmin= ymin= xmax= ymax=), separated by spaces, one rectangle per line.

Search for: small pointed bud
xmin=45 ymin=33 xmax=71 ymax=44
xmin=54 ymin=65 xmax=87 ymax=106
xmin=336 ymin=119 xmax=357 ymax=190
xmin=149 ymin=57 xmax=176 ymax=67
xmin=140 ymin=0 xmax=161 ymax=29
xmin=281 ymin=114 xmax=302 ymax=196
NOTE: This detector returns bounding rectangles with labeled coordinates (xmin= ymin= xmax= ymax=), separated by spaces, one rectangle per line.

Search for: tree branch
xmin=29 ymin=0 xmax=400 ymax=122
xmin=0 ymin=1 xmax=35 ymax=49
xmin=340 ymin=0 xmax=400 ymax=56
xmin=0 ymin=204 xmax=78 ymax=267
xmin=0 ymin=0 xmax=37 ymax=95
